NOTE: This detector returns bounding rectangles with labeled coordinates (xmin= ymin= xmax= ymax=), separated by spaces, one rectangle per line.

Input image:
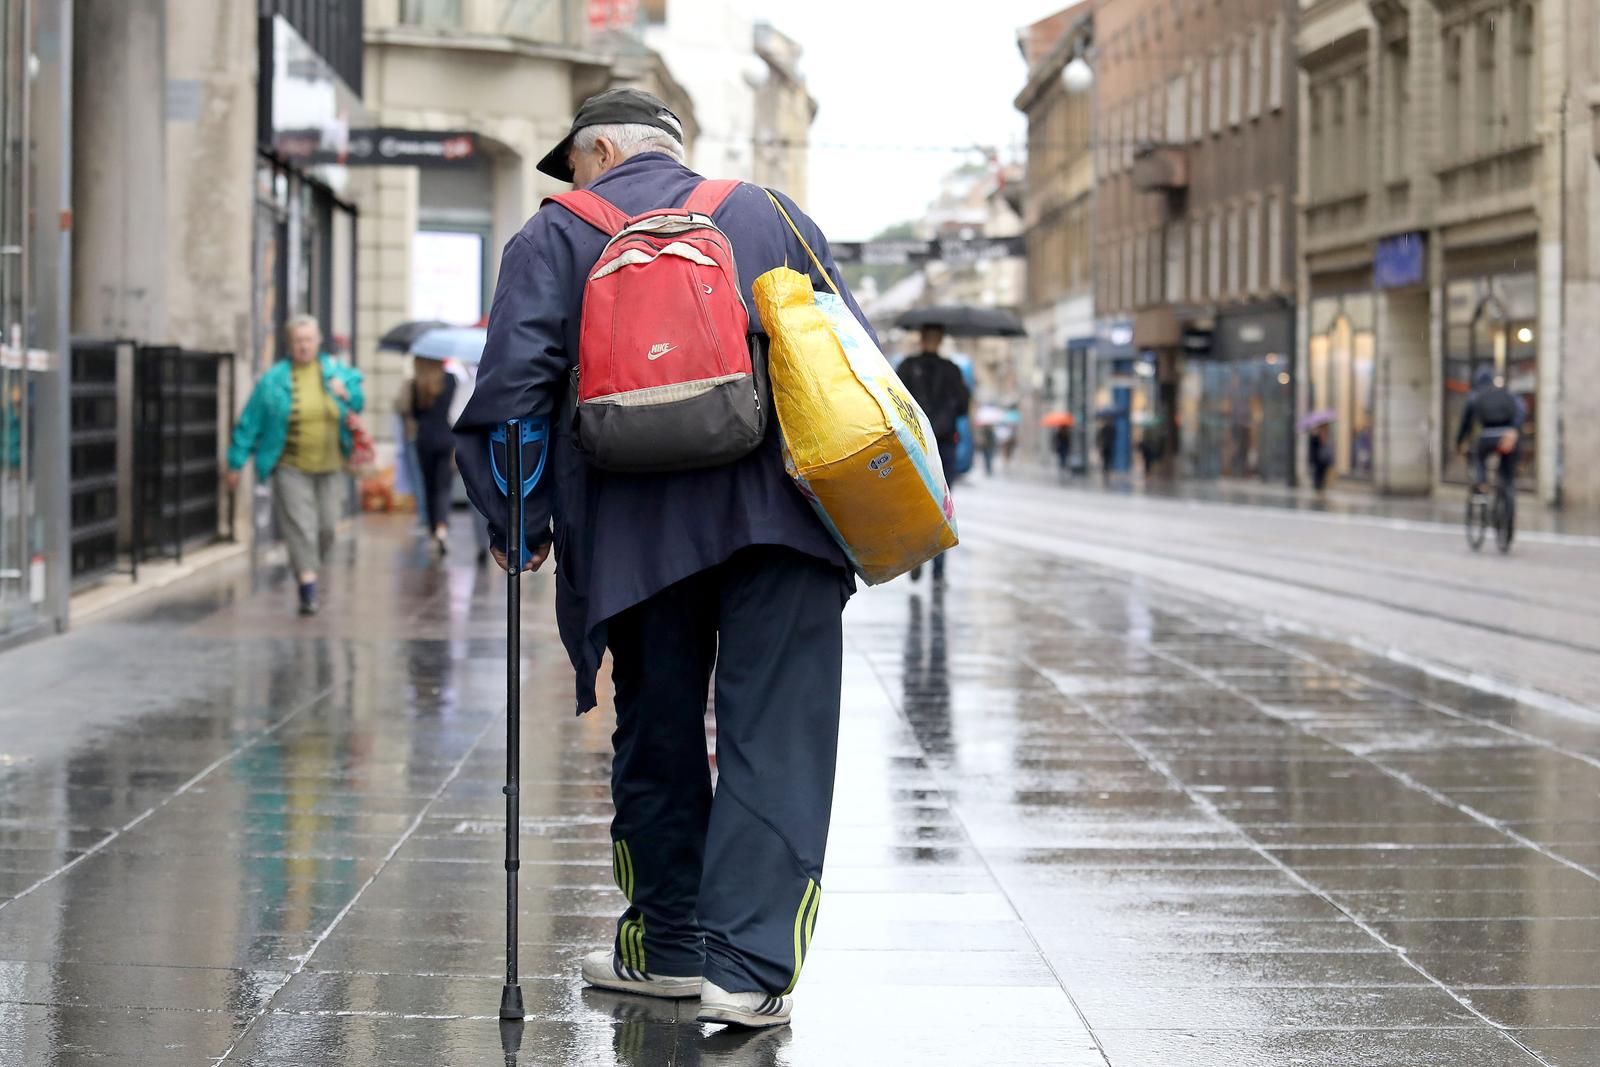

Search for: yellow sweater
xmin=281 ymin=360 xmax=343 ymax=473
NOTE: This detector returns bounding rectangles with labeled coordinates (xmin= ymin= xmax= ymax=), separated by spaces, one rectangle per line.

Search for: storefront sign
xmin=1375 ymin=232 xmax=1426 ymax=289
xmin=1182 ymin=326 xmax=1214 ymax=354
xmin=831 ymin=235 xmax=1024 ymax=266
xmin=276 ymin=128 xmax=481 ymax=168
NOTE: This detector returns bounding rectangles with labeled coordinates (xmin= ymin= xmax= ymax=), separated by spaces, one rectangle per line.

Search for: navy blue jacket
xmin=454 ymin=153 xmax=872 ymax=714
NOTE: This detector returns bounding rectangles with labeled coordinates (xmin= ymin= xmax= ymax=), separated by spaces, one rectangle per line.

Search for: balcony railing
xmin=1436 ymin=141 xmax=1538 ymax=207
xmin=1131 ymin=144 xmax=1189 ymax=192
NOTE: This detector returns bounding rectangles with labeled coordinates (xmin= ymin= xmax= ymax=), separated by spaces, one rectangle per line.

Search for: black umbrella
xmin=378 ymin=319 xmax=453 ymax=352
xmin=896 ymin=305 xmax=1026 ymax=338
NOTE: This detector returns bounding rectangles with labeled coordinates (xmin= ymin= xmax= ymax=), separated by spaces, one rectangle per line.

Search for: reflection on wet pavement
xmin=0 ymin=514 xmax=1596 ymax=1064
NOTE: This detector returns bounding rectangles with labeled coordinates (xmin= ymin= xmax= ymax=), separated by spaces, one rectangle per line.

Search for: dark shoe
xmin=910 ymin=566 xmax=923 ymax=583
xmin=476 ymin=548 xmax=489 ymax=567
xmin=298 ymin=597 xmax=318 ymax=617
xmin=297 ymin=580 xmax=318 ymax=616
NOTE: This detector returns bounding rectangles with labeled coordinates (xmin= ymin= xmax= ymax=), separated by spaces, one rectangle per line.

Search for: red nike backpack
xmin=542 ymin=179 xmax=767 ymax=472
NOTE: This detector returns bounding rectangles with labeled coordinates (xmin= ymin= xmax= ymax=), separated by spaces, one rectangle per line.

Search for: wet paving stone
xmin=1 ymin=517 xmax=1598 ymax=1062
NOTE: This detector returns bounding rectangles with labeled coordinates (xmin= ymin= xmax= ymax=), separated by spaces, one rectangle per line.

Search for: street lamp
xmin=1062 ymin=56 xmax=1094 ymax=93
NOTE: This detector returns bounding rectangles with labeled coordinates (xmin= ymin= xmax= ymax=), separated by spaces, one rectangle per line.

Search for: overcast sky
xmin=749 ymin=0 xmax=1072 ymax=240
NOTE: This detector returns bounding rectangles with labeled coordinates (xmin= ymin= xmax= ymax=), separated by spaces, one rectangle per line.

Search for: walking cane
xmin=489 ymin=417 xmax=548 ymax=1022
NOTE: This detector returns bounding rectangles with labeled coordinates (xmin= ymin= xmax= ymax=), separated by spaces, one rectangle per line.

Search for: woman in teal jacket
xmin=226 ymin=314 xmax=364 ymax=615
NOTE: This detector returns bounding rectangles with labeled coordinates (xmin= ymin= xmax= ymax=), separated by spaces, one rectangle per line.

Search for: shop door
xmin=0 ymin=0 xmax=39 ymax=634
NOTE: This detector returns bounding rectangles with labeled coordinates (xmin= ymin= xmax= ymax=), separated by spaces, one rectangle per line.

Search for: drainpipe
xmin=1554 ymin=87 xmax=1567 ymax=510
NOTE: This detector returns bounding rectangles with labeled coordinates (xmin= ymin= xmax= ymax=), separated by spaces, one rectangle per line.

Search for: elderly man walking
xmin=453 ymin=89 xmax=872 ymax=1029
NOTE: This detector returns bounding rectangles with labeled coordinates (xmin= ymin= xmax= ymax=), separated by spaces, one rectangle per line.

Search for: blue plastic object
xmin=488 ymin=418 xmax=549 ymax=565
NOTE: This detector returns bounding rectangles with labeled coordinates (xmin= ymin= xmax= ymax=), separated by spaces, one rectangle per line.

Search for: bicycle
xmin=1464 ymin=446 xmax=1516 ymax=554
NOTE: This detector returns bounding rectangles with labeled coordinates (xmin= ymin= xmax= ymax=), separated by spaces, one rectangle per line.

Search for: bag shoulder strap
xmin=543 ymin=190 xmax=631 ymax=236
xmin=684 ymin=179 xmax=741 ymax=217
xmin=765 ymin=190 xmax=841 ymax=299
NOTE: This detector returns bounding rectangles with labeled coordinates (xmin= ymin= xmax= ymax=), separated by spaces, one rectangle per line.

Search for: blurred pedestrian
xmin=1137 ymin=423 xmax=1163 ymax=478
xmin=898 ymin=325 xmax=971 ymax=582
xmin=1053 ymin=424 xmax=1072 ymax=478
xmin=979 ymin=423 xmax=997 ymax=477
xmin=1309 ymin=424 xmax=1333 ymax=494
xmin=454 ymin=87 xmax=867 ymax=1029
xmin=226 ymin=315 xmax=364 ymax=615
xmin=396 ymin=356 xmax=457 ymax=556
xmin=996 ymin=419 xmax=1016 ymax=468
xmin=1096 ymin=417 xmax=1117 ymax=485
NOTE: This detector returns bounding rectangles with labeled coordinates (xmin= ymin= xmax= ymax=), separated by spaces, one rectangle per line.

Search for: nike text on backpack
xmin=542 ymin=179 xmax=768 ymax=473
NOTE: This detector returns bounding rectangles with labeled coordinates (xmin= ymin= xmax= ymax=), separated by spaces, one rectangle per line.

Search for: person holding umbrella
xmin=395 ymin=355 xmax=458 ymax=556
xmin=1297 ymin=409 xmax=1338 ymax=495
xmin=896 ymin=325 xmax=971 ymax=582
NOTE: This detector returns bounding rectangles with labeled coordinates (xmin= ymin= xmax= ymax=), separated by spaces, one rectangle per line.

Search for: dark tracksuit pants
xmin=603 ymin=545 xmax=845 ymax=996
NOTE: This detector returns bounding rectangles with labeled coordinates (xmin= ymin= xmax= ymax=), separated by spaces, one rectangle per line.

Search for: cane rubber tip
xmin=499 ymin=984 xmax=525 ymax=1020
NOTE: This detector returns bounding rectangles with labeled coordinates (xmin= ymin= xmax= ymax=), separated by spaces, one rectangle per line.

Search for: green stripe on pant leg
xmin=781 ymin=880 xmax=817 ymax=995
xmin=803 ymin=883 xmax=820 ymax=957
xmin=619 ymin=840 xmax=635 ymax=902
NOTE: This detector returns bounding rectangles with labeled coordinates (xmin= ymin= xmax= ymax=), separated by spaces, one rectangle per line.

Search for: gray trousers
xmin=272 ymin=466 xmax=342 ymax=576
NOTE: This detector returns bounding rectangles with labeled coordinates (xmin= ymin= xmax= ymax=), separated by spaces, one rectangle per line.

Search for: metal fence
xmin=67 ymin=340 xmax=123 ymax=584
xmin=67 ymin=341 xmax=236 ymax=587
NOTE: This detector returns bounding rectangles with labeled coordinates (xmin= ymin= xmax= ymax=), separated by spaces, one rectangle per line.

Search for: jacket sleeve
xmin=452 ymin=229 xmax=566 ymax=555
xmin=227 ymin=379 xmax=268 ymax=472
xmin=341 ymin=362 xmax=366 ymax=415
xmin=1511 ymin=392 xmax=1528 ymax=430
xmin=1454 ymin=393 xmax=1477 ymax=448
xmin=770 ymin=189 xmax=881 ymax=348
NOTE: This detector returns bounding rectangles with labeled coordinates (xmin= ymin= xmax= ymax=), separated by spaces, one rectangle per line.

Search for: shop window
xmin=1441 ymin=273 xmax=1538 ymax=483
xmin=1307 ymin=295 xmax=1376 ymax=478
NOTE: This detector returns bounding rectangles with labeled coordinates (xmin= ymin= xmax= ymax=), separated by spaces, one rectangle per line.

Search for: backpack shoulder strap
xmin=542 ymin=190 xmax=631 ymax=236
xmin=684 ymin=179 xmax=741 ymax=218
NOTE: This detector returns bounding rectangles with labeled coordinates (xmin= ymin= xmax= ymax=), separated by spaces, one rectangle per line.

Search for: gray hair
xmin=285 ymin=313 xmax=322 ymax=338
xmin=574 ymin=121 xmax=685 ymax=164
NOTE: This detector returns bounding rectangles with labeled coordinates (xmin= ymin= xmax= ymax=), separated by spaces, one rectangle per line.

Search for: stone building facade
xmin=1094 ymin=0 xmax=1300 ymax=482
xmin=1298 ymin=0 xmax=1599 ymax=506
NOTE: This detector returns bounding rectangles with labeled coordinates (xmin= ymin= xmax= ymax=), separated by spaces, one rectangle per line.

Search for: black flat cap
xmin=537 ymin=88 xmax=685 ymax=183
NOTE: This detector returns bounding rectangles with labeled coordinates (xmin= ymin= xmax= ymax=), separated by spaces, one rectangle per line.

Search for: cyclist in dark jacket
xmin=1455 ymin=368 xmax=1527 ymax=491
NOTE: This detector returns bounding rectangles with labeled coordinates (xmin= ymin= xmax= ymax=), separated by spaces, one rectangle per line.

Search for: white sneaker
xmin=696 ymin=979 xmax=793 ymax=1028
xmin=580 ymin=949 xmax=701 ymax=999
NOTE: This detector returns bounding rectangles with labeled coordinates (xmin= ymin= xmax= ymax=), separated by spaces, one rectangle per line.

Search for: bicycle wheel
xmin=1494 ymin=487 xmax=1515 ymax=553
xmin=1465 ymin=494 xmax=1487 ymax=551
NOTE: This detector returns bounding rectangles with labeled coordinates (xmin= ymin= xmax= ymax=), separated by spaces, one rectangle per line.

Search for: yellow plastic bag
xmin=754 ymin=249 xmax=957 ymax=585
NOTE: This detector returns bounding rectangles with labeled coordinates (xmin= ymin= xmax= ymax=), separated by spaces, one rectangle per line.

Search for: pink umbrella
xmin=1297 ymin=409 xmax=1337 ymax=433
